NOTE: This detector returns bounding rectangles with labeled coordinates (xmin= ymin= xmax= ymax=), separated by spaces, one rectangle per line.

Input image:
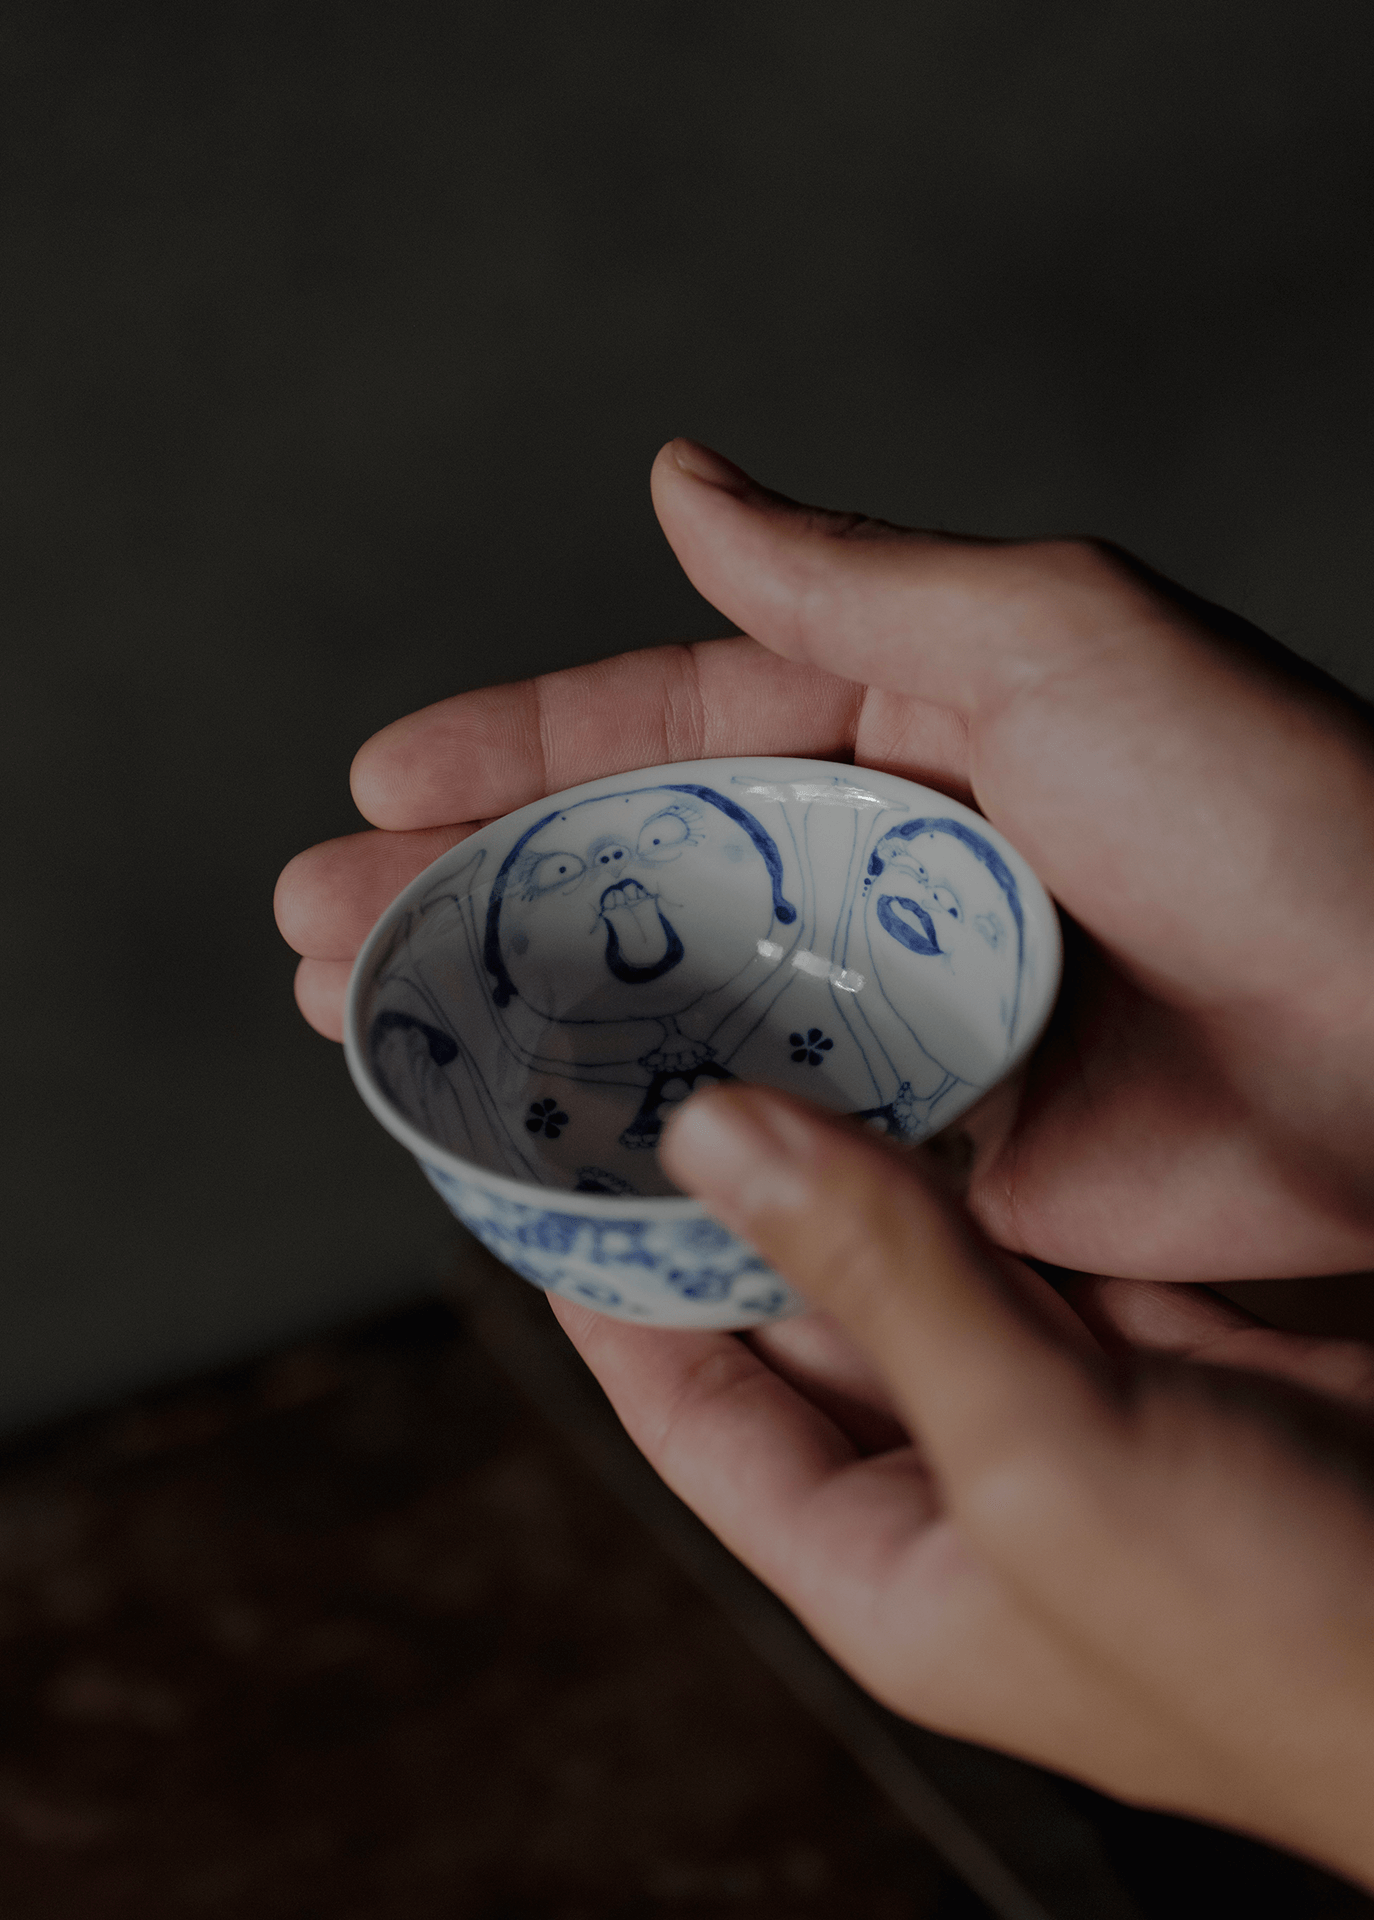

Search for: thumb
xmin=650 ymin=439 xmax=1374 ymax=1013
xmin=660 ymin=1083 xmax=1117 ymax=1499
xmin=650 ymin=437 xmax=1157 ymax=720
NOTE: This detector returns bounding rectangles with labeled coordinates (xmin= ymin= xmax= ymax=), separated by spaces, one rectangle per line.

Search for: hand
xmin=275 ymin=450 xmax=1374 ymax=1867
xmin=547 ymin=1084 xmax=1374 ymax=1884
xmin=276 ymin=439 xmax=1374 ymax=1281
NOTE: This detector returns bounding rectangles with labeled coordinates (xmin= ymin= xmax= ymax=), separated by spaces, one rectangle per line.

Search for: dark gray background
xmin=5 ymin=0 xmax=1373 ymax=1431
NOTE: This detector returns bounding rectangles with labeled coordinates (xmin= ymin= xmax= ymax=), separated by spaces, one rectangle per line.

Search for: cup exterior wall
xmin=417 ymin=1159 xmax=804 ymax=1330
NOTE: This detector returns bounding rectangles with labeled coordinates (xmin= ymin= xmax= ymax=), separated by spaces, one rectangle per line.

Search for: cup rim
xmin=343 ymin=753 xmax=1063 ymax=1216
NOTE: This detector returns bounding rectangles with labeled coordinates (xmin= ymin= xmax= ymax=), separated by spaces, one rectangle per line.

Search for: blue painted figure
xmin=860 ymin=817 xmax=1026 ymax=1087
xmin=484 ymin=784 xmax=794 ymax=1018
xmin=482 ymin=784 xmax=796 ymax=1150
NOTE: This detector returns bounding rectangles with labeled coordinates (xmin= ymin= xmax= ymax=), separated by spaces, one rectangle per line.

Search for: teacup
xmin=345 ymin=757 xmax=1062 ymax=1328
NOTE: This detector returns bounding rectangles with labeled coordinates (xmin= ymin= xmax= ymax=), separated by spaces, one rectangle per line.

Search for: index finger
xmin=350 ymin=636 xmax=867 ymax=830
xmin=661 ymin=1087 xmax=1120 ymax=1510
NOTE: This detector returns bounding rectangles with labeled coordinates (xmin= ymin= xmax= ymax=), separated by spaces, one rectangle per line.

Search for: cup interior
xmin=349 ymin=761 xmax=1059 ymax=1201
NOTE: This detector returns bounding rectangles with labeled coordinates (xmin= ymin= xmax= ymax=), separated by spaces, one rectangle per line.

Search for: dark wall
xmin=6 ymin=0 xmax=1373 ymax=1429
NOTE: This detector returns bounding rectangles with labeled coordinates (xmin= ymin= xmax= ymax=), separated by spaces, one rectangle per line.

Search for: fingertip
xmin=351 ymin=704 xmax=473 ymax=830
xmin=293 ymin=957 xmax=350 ymax=1041
xmin=349 ymin=719 xmax=410 ymax=829
xmin=272 ymin=848 xmax=309 ymax=949
xmin=273 ymin=841 xmax=341 ymax=955
xmin=655 ymin=437 xmax=754 ymax=496
xmin=660 ymin=1083 xmax=818 ymax=1224
xmin=650 ymin=439 xmax=766 ymax=573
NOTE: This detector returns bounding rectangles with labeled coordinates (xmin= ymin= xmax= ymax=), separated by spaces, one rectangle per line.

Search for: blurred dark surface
xmin=4 ymin=0 xmax=1374 ymax=1424
xmin=0 ymin=1289 xmax=1368 ymax=1920
xmin=0 ymin=1296 xmax=980 ymax=1918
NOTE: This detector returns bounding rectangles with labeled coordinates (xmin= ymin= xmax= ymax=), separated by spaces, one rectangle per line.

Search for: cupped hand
xmin=276 ymin=439 xmax=1374 ymax=1282
xmin=545 ymin=1083 xmax=1374 ymax=1884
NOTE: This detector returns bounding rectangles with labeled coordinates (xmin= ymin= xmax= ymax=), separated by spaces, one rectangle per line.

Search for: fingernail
xmin=662 ymin=1088 xmax=813 ymax=1224
xmin=668 ymin=438 xmax=751 ymax=497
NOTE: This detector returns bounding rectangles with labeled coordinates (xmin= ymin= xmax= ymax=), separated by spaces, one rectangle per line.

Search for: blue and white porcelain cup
xmin=344 ymin=757 xmax=1062 ymax=1329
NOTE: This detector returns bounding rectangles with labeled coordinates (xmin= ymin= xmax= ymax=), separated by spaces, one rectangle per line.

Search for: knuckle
xmin=660 ymin=645 xmax=710 ymax=761
xmin=1024 ymin=534 xmax=1146 ymax=600
xmin=527 ymin=673 xmax=557 ymax=795
xmin=649 ymin=1339 xmax=758 ymax=1460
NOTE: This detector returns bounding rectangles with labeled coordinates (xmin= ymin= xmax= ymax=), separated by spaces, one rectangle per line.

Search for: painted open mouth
xmin=599 ymin=877 xmax=684 ymax=983
xmin=600 ymin=878 xmax=653 ymax=912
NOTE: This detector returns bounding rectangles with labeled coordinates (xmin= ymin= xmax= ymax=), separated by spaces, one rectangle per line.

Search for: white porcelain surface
xmin=344 ymin=757 xmax=1062 ymax=1328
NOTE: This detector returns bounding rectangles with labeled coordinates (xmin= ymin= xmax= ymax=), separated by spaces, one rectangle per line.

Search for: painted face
xmin=487 ymin=787 xmax=785 ymax=1021
xmin=864 ymin=821 xmax=1023 ymax=1084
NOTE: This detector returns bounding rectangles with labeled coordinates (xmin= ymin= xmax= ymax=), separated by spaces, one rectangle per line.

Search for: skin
xmin=276 ymin=440 xmax=1374 ymax=1880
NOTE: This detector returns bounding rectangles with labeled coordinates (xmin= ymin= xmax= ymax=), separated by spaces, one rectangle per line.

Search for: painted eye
xmin=929 ymin=887 xmax=961 ymax=919
xmin=528 ymin=852 xmax=585 ymax=892
xmin=636 ymin=810 xmax=693 ymax=858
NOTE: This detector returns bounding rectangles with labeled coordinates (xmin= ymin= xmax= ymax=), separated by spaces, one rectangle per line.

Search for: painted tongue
xmin=602 ymin=882 xmax=669 ymax=964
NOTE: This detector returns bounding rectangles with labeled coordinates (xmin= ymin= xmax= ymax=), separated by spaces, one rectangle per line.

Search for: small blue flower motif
xmin=789 ymin=1028 xmax=834 ymax=1067
xmin=526 ymin=1097 xmax=569 ymax=1140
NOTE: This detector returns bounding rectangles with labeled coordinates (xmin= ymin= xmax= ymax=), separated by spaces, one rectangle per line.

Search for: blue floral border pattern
xmin=420 ymin=1163 xmax=799 ymax=1325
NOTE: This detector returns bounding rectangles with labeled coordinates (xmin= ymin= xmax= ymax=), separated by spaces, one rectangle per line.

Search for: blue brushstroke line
xmin=369 ymin=1010 xmax=459 ymax=1110
xmin=662 ymin=786 xmax=797 ymax=926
